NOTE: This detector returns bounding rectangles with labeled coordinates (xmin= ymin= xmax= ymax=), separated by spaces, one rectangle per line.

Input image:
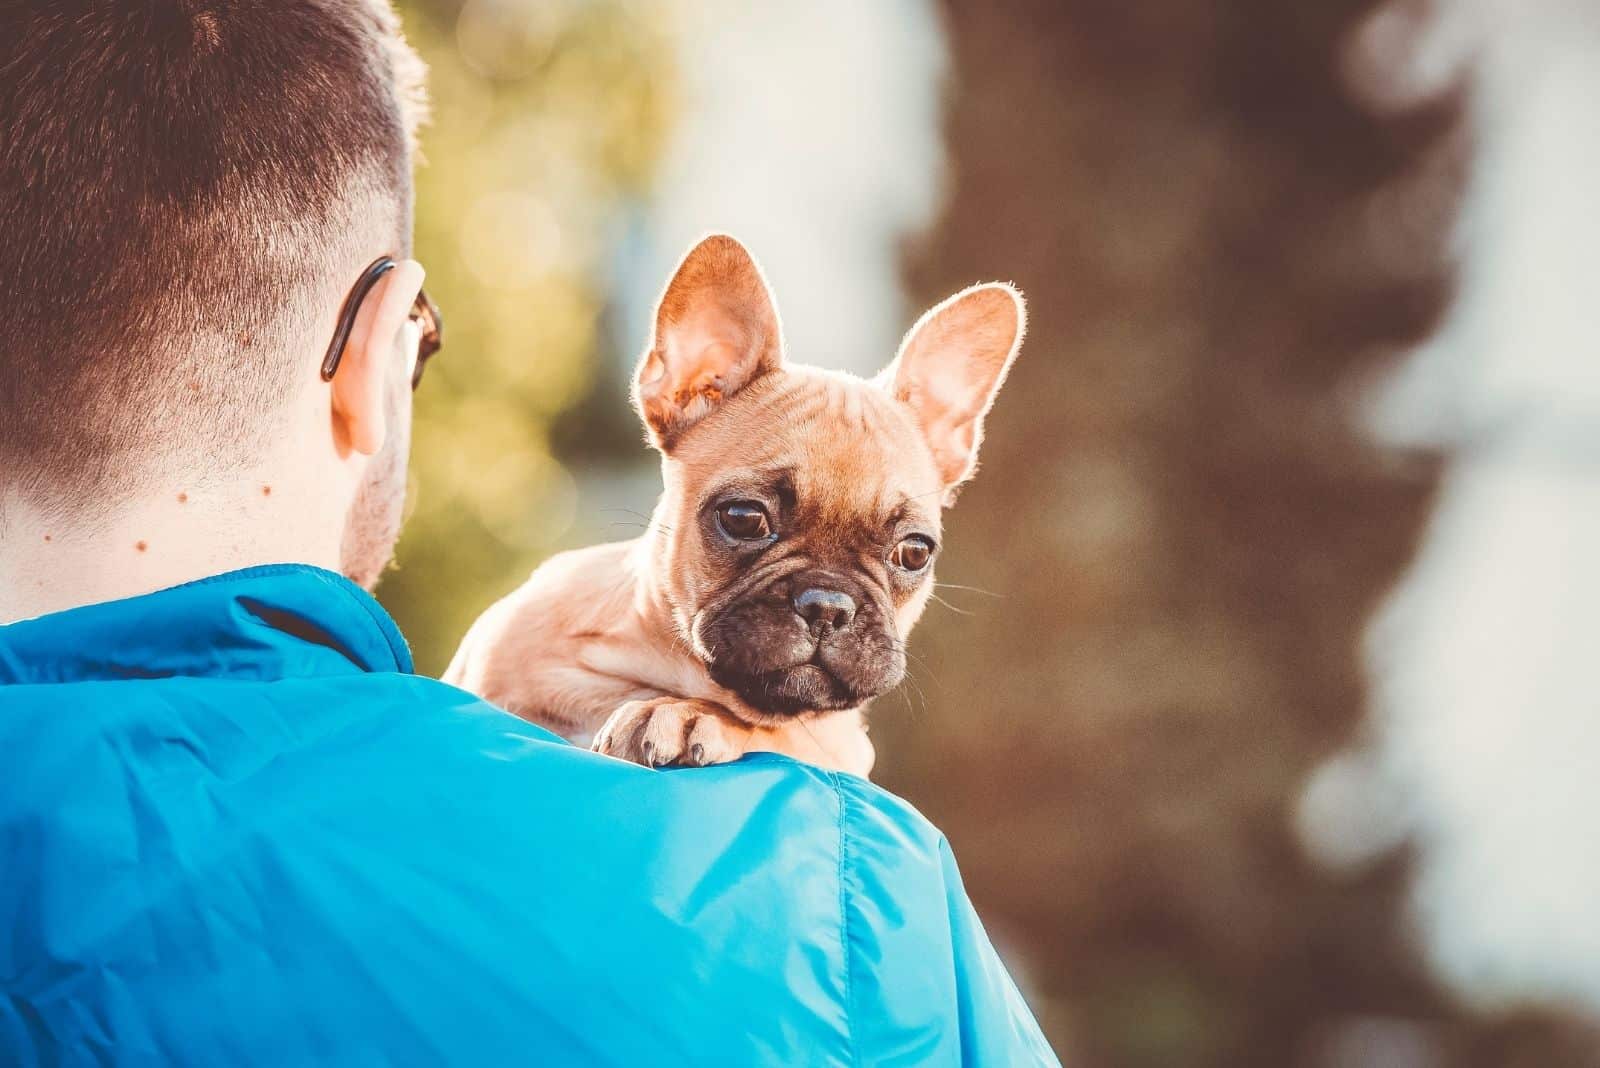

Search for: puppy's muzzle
xmin=699 ymin=571 xmax=904 ymax=716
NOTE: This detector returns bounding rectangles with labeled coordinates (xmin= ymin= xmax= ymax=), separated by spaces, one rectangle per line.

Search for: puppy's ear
xmin=634 ymin=234 xmax=783 ymax=450
xmin=878 ymin=282 xmax=1026 ymax=501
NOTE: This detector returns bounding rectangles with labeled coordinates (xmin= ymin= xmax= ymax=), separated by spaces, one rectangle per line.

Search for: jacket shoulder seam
xmin=830 ymin=770 xmax=860 ymax=1068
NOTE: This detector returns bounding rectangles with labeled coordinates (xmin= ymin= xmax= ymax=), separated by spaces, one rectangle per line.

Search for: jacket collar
xmin=0 ymin=564 xmax=412 ymax=685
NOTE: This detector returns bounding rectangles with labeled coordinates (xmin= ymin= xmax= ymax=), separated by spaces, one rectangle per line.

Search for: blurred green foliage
xmin=380 ymin=0 xmax=674 ymax=673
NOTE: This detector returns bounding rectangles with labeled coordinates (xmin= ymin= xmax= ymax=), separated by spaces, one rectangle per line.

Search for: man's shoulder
xmin=2 ymin=669 xmax=1057 ymax=1065
xmin=1 ymin=670 xmax=937 ymax=1047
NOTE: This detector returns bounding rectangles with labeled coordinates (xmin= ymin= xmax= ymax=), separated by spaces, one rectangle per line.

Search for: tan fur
xmin=445 ymin=235 xmax=1024 ymax=776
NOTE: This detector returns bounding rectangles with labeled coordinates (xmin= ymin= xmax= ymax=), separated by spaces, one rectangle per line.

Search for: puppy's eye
xmin=715 ymin=500 xmax=773 ymax=541
xmin=890 ymin=536 xmax=934 ymax=572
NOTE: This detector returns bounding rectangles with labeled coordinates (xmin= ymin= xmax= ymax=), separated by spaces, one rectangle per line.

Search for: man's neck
xmin=0 ymin=476 xmax=345 ymax=624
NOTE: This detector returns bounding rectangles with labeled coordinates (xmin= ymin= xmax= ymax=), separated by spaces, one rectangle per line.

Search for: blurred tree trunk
xmin=888 ymin=1 xmax=1598 ymax=1064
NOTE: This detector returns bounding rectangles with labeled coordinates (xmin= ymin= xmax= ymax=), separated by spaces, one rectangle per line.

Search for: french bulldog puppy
xmin=444 ymin=234 xmax=1024 ymax=777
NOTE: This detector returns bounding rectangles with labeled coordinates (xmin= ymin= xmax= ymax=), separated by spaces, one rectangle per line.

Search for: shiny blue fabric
xmin=0 ymin=565 xmax=1057 ymax=1066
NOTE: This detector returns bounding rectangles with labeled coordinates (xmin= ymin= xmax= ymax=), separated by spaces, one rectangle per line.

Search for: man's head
xmin=0 ymin=1 xmax=429 ymax=588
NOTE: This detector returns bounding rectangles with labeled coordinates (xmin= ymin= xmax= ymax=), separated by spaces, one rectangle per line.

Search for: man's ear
xmin=877 ymin=282 xmax=1026 ymax=502
xmin=331 ymin=259 xmax=424 ymax=457
xmin=634 ymin=234 xmax=783 ymax=451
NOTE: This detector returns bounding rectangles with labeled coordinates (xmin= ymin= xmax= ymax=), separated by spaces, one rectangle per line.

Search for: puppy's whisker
xmin=597 ymin=507 xmax=672 ymax=534
xmin=902 ymin=668 xmax=930 ymax=710
xmin=890 ymin=672 xmax=928 ymax=718
xmin=902 ymin=656 xmax=941 ymax=692
xmin=886 ymin=636 xmax=926 ymax=659
xmin=928 ymin=593 xmax=975 ymax=617
xmin=883 ymin=639 xmax=934 ymax=705
xmin=934 ymin=582 xmax=1004 ymax=598
xmin=891 ymin=639 xmax=924 ymax=660
xmin=797 ymin=717 xmax=823 ymax=752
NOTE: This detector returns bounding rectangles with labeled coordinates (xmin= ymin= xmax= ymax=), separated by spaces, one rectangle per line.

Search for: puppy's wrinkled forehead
xmin=669 ymin=366 xmax=943 ymax=527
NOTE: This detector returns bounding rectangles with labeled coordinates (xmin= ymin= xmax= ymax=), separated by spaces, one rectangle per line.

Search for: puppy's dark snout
xmin=793 ymin=587 xmax=856 ymax=633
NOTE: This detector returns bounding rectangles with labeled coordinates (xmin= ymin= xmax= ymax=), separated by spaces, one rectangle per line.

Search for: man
xmin=0 ymin=3 xmax=1056 ymax=1065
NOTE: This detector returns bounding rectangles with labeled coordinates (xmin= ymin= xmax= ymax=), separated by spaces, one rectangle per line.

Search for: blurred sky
xmin=614 ymin=0 xmax=947 ymax=377
xmin=1350 ymin=0 xmax=1600 ymax=1014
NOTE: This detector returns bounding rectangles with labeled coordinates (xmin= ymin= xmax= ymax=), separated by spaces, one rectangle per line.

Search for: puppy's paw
xmin=592 ymin=698 xmax=751 ymax=768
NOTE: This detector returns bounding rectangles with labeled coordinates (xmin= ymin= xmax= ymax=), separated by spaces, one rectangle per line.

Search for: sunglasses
xmin=320 ymin=256 xmax=444 ymax=390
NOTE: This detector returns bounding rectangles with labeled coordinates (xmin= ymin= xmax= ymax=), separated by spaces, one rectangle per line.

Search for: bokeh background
xmin=379 ymin=1 xmax=1600 ymax=1064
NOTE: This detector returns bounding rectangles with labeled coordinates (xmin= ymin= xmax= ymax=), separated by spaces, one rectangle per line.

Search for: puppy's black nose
xmin=793 ymin=587 xmax=856 ymax=633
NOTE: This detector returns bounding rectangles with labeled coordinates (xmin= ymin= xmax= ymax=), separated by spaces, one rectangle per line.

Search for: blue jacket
xmin=0 ymin=565 xmax=1056 ymax=1066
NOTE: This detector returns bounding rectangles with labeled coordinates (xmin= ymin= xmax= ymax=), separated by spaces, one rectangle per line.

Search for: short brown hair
xmin=0 ymin=1 xmax=426 ymax=513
